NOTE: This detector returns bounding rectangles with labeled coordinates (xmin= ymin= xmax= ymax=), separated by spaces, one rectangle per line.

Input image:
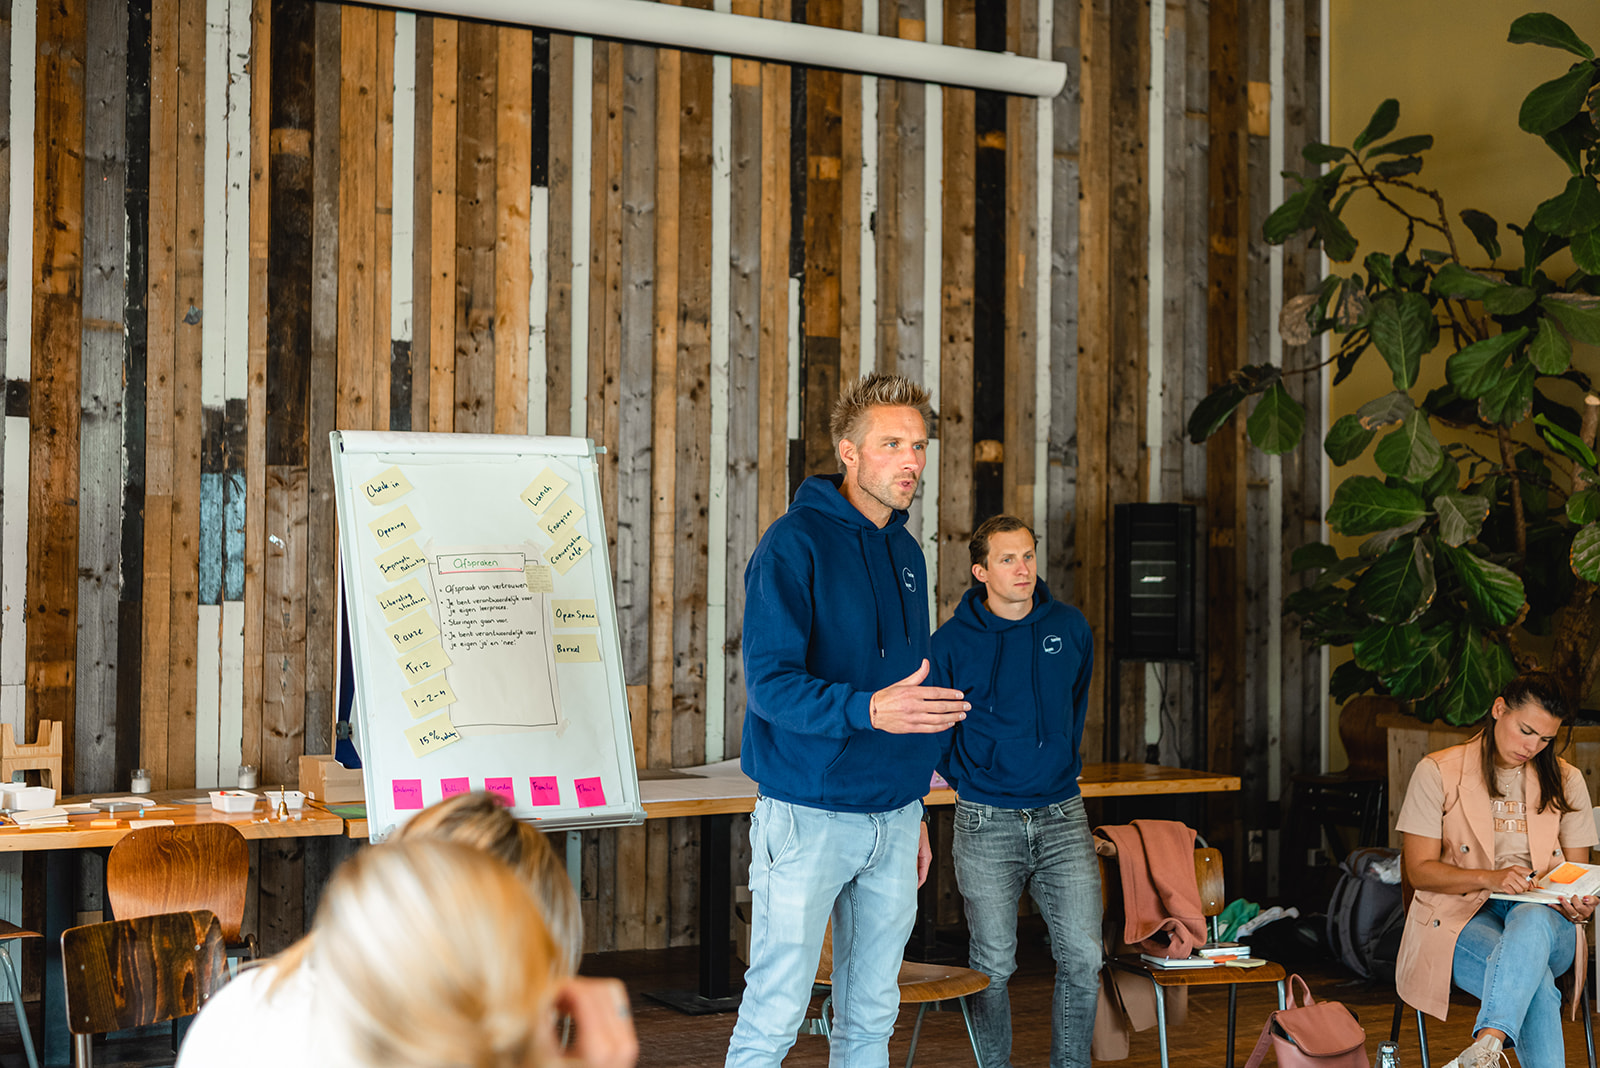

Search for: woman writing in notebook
xmin=1396 ymin=672 xmax=1599 ymax=1068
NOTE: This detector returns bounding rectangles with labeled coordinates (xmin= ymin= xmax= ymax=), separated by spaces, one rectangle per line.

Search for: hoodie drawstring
xmin=859 ymin=529 xmax=886 ymax=657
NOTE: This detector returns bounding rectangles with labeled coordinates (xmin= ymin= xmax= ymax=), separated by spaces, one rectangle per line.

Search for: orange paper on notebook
xmin=1547 ymin=862 xmax=1587 ymax=884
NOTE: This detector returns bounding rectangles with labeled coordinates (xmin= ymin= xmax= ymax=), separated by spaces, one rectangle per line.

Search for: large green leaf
xmin=1543 ymin=297 xmax=1600 ymax=344
xmin=1482 ymin=285 xmax=1538 ymax=316
xmin=1434 ymin=491 xmax=1491 ymax=547
xmin=1264 ymin=185 xmax=1318 ymax=244
xmin=1533 ymin=176 xmax=1600 ymax=237
xmin=1571 ymin=521 xmax=1600 ymax=582
xmin=1543 ymin=114 xmax=1590 ymax=177
xmin=1477 ymin=358 xmax=1536 ymax=426
xmin=1445 ymin=328 xmax=1529 ymax=399
xmin=1383 ymin=622 xmax=1454 ymax=701
xmin=1534 ymin=412 xmax=1600 ymax=471
xmin=1460 ymin=209 xmax=1502 ymax=260
xmin=1290 ymin=542 xmax=1341 ymax=572
xmin=1329 ymin=660 xmax=1380 ymax=702
xmin=1374 ymin=157 xmax=1424 ymax=179
xmin=1352 ymin=99 xmax=1400 ymax=152
xmin=1368 ymin=292 xmax=1435 ymax=389
xmin=1529 ymin=316 xmax=1573 ymax=374
xmin=1357 ymin=390 xmax=1414 ymax=429
xmin=1509 ymin=12 xmax=1595 ymax=59
xmin=1568 ymin=488 xmax=1600 ymax=525
xmin=1432 ymin=263 xmax=1501 ymax=300
xmin=1443 ymin=544 xmax=1526 ymax=626
xmin=1245 ymin=380 xmax=1306 ymax=454
xmin=1327 ymin=476 xmax=1427 ymax=536
xmin=1301 ymin=142 xmax=1348 ymax=165
xmin=1431 ymin=627 xmax=1515 ymax=726
xmin=1373 ymin=410 xmax=1444 ymax=482
xmin=1519 ymin=63 xmax=1600 ymax=136
xmin=1187 ymin=382 xmax=1247 ymax=443
xmin=1324 ymin=413 xmax=1376 ymax=465
xmin=1573 ymin=227 xmax=1600 ymax=276
xmin=1361 ymin=517 xmax=1426 ymax=558
xmin=1367 ymin=134 xmax=1434 ymax=158
xmin=1353 ymin=538 xmax=1428 ymax=624
xmin=1352 ymin=622 xmax=1419 ymax=674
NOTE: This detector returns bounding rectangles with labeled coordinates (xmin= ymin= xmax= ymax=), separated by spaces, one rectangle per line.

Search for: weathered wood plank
xmin=492 ymin=25 xmax=532 ymax=435
xmin=838 ymin=4 xmax=861 ymax=385
xmin=592 ymin=42 xmax=624 ymax=569
xmin=409 ymin=17 xmax=432 ymax=434
xmin=886 ymin=3 xmax=924 ymax=384
xmin=800 ymin=0 xmax=842 ymax=478
xmin=1003 ymin=0 xmax=1039 ymax=527
xmin=428 ymin=18 xmax=457 ymax=432
xmin=754 ymin=0 xmax=790 ymax=533
xmin=543 ymin=33 xmax=572 ymax=437
xmin=649 ymin=38 xmax=680 ymax=780
xmin=453 ymin=21 xmax=495 ymax=434
xmin=337 ymin=5 xmax=375 ymax=435
xmin=372 ymin=9 xmax=394 ymax=435
xmin=261 ymin=464 xmax=306 ymax=786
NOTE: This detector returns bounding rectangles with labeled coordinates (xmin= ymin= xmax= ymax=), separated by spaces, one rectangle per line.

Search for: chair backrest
xmin=105 ymin=823 xmax=249 ymax=943
xmin=61 ymin=909 xmax=226 ymax=1037
xmin=1099 ymin=845 xmax=1228 ymax=920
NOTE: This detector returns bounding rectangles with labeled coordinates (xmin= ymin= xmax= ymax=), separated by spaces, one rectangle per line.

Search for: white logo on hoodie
xmin=901 ymin=567 xmax=917 ymax=592
xmin=1042 ymin=635 xmax=1063 ymax=655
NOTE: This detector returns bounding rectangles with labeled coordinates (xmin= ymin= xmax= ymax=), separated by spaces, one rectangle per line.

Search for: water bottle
xmin=1377 ymin=1041 xmax=1401 ymax=1067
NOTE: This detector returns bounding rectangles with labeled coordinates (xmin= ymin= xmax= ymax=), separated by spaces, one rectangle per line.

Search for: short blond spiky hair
xmin=829 ymin=372 xmax=935 ymax=467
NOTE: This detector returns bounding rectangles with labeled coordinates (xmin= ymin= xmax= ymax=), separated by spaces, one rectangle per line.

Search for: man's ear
xmin=838 ymin=437 xmax=858 ymax=471
xmin=971 ymin=562 xmax=987 ymax=584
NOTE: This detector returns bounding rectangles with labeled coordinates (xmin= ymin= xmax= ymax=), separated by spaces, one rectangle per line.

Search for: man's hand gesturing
xmin=868 ymin=660 xmax=969 ymax=734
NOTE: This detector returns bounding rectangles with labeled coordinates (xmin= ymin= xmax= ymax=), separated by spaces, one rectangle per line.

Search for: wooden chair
xmin=0 ymin=720 xmax=61 ymax=791
xmin=105 ymin=822 xmax=257 ymax=962
xmin=61 ymin=909 xmax=226 ymax=1068
xmin=1102 ymin=847 xmax=1288 ymax=1068
xmin=802 ymin=923 xmax=991 ymax=1068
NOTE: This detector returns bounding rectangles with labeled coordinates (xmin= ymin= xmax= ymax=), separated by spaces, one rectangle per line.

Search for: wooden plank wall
xmin=0 ymin=0 xmax=1324 ymax=951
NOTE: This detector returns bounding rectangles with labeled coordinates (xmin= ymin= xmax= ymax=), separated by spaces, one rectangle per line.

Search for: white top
xmin=176 ymin=963 xmax=360 ymax=1068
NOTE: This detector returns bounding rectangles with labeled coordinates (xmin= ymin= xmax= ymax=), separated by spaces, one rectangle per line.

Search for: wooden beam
xmin=754 ymin=0 xmax=791 ymax=533
xmin=493 ymin=25 xmax=532 ymax=435
xmin=453 ymin=21 xmax=496 ymax=434
xmin=543 ymin=34 xmax=573 ymax=436
xmin=800 ymin=0 xmax=842 ymax=478
xmin=428 ymin=18 xmax=457 ymax=433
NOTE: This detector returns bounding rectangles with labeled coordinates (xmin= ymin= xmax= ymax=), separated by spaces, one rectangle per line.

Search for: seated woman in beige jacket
xmin=1396 ymin=672 xmax=1599 ymax=1068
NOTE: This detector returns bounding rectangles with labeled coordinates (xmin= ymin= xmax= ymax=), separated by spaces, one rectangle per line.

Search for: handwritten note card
xmin=524 ymin=564 xmax=554 ymax=593
xmin=368 ymin=505 xmax=421 ymax=548
xmin=398 ymin=639 xmax=453 ymax=684
xmin=402 ymin=675 xmax=459 ymax=718
xmin=520 ymin=468 xmax=569 ymax=516
xmin=393 ymin=779 xmax=424 ymax=810
xmin=375 ymin=539 xmax=429 ymax=581
xmin=552 ymin=599 xmax=598 ymax=628
xmin=553 ymin=633 xmax=601 ymax=662
xmin=440 ymin=776 xmax=470 ymax=799
xmin=544 ymin=533 xmax=592 ymax=576
xmin=575 ymin=777 xmax=607 ymax=808
xmin=540 ymin=495 xmax=586 ymax=539
xmin=404 ymin=713 xmax=462 ymax=759
xmin=361 ymin=466 xmax=415 ymax=506
xmin=376 ymin=577 xmax=431 ymax=621
xmin=386 ymin=610 xmax=441 ymax=654
xmin=485 ymin=777 xmax=516 ymax=807
xmin=529 ymin=776 xmax=560 ymax=806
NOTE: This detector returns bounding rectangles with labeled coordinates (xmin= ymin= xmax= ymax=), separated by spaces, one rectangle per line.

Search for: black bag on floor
xmin=1325 ymin=846 xmax=1403 ymax=980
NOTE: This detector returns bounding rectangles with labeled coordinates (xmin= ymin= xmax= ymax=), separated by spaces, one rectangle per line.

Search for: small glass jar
xmin=130 ymin=769 xmax=152 ymax=794
xmin=237 ymin=764 xmax=259 ymax=789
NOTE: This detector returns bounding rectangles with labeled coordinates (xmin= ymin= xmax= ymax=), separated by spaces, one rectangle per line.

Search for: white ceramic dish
xmin=264 ymin=789 xmax=305 ymax=811
xmin=208 ymin=789 xmax=259 ymax=814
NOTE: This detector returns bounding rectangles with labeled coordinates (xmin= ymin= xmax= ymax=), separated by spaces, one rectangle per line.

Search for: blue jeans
xmin=952 ymin=795 xmax=1102 ymax=1068
xmin=1452 ymin=898 xmax=1577 ymax=1068
xmin=725 ymin=796 xmax=923 ymax=1068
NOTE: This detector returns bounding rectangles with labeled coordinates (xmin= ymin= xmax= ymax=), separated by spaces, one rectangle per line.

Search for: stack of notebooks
xmin=8 ymin=806 xmax=69 ymax=828
xmin=1139 ymin=942 xmax=1265 ymax=969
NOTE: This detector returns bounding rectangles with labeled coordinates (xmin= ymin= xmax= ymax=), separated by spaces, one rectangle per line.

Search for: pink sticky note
xmin=485 ymin=777 xmax=516 ymax=807
xmin=440 ymin=777 xmax=470 ymax=799
xmin=529 ymin=776 xmax=560 ymax=806
xmin=575 ymin=777 xmax=607 ymax=808
xmin=393 ymin=779 xmax=424 ymax=810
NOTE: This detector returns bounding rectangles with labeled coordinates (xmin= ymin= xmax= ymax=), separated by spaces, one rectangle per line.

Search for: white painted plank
xmin=569 ymin=35 xmax=593 ymax=439
xmin=202 ymin=0 xmax=228 ymax=411
xmin=860 ymin=74 xmax=877 ymax=375
xmin=528 ymin=184 xmax=549 ymax=435
xmin=1143 ymin=0 xmax=1166 ymax=747
xmin=1267 ymin=0 xmax=1286 ymax=801
xmin=920 ymin=1 xmax=942 ymax=622
xmin=223 ymin=0 xmax=251 ymax=401
xmin=1033 ymin=0 xmax=1052 ymax=552
xmin=195 ymin=604 xmax=222 ymax=789
xmin=787 ymin=276 xmax=799 ymax=442
xmin=706 ymin=43 xmax=731 ymax=762
xmin=5 ymin=0 xmax=34 ymax=381
xmin=219 ymin=599 xmax=244 ymax=787
xmin=0 ymin=418 xmax=27 ymax=740
xmin=392 ymin=13 xmax=417 ymax=348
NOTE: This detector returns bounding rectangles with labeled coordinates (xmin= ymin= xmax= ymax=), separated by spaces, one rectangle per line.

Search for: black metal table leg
xmin=646 ymin=812 xmax=742 ymax=1014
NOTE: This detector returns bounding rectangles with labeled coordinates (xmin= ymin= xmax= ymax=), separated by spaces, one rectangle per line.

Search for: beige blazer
xmin=1395 ymin=736 xmax=1587 ymax=1021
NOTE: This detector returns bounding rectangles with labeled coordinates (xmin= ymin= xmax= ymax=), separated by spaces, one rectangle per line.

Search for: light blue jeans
xmin=1452 ymin=897 xmax=1577 ymax=1068
xmin=725 ymin=796 xmax=923 ymax=1068
xmin=952 ymin=796 xmax=1102 ymax=1068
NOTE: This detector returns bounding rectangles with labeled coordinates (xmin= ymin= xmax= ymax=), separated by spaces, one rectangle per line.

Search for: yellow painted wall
xmin=1325 ymin=1 xmax=1598 ymax=761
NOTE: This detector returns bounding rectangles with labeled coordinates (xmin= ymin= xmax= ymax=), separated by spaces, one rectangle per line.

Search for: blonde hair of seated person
xmin=396 ymin=790 xmax=584 ymax=970
xmin=310 ymin=838 xmax=563 ymax=1068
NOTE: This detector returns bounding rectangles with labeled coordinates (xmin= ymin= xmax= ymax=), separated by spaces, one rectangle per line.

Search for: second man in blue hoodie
xmin=930 ymin=515 xmax=1099 ymax=1068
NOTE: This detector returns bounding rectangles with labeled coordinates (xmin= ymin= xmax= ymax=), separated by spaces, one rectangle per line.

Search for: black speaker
xmin=1112 ymin=503 xmax=1196 ymax=661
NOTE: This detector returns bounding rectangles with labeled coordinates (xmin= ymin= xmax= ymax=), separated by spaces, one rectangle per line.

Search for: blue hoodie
xmin=930 ymin=581 xmax=1093 ymax=808
xmin=740 ymin=474 xmax=939 ymax=813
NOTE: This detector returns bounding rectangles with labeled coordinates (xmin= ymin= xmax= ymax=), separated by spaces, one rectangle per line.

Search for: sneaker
xmin=1440 ymin=1034 xmax=1510 ymax=1068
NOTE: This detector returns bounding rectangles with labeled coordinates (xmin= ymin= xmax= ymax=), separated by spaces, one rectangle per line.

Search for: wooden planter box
xmin=1382 ymin=712 xmax=1600 ymax=847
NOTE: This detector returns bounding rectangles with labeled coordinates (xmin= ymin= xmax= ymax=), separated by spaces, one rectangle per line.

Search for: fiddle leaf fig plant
xmin=1189 ymin=13 xmax=1600 ymax=725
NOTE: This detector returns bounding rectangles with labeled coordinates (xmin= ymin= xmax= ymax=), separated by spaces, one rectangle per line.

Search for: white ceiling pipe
xmin=403 ymin=0 xmax=1067 ymax=98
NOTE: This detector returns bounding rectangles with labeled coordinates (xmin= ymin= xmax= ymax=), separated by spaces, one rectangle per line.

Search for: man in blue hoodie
xmin=726 ymin=372 xmax=970 ymax=1068
xmin=930 ymin=515 xmax=1098 ymax=1068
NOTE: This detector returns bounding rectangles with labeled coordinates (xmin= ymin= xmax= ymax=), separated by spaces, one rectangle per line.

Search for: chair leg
xmin=1389 ymin=1000 xmax=1403 ymax=1044
xmin=72 ymin=1034 xmax=92 ymax=1068
xmin=1583 ymin=981 xmax=1596 ymax=1068
xmin=1416 ymin=1008 xmax=1431 ymax=1068
xmin=1225 ymin=984 xmax=1238 ymax=1068
xmin=1153 ymin=982 xmax=1170 ymax=1068
xmin=955 ymin=996 xmax=984 ymax=1068
xmin=1276 ymin=980 xmax=1287 ymax=1010
xmin=0 ymin=944 xmax=37 ymax=1068
xmin=903 ymin=1003 xmax=930 ymax=1068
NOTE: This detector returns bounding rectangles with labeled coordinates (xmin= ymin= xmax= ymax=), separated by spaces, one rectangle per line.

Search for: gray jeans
xmin=952 ymin=795 xmax=1102 ymax=1068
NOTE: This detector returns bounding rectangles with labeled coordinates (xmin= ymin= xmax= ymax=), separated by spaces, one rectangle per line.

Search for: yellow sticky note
xmin=553 ymin=633 xmax=601 ymax=662
xmin=544 ymin=533 xmax=592 ymax=576
xmin=368 ymin=505 xmax=421 ymax=548
xmin=386 ymin=610 xmax=441 ymax=654
xmin=376 ymin=577 xmax=431 ymax=622
xmin=374 ymin=539 xmax=428 ymax=582
xmin=552 ymin=599 xmax=599 ymax=628
xmin=402 ymin=676 xmax=459 ymax=718
xmin=520 ymin=468 xmax=570 ymax=516
xmin=361 ymin=466 xmax=414 ymax=507
xmin=398 ymin=639 xmax=453 ymax=684
xmin=525 ymin=564 xmax=554 ymax=593
xmin=540 ymin=494 xmax=587 ymax=539
xmin=404 ymin=712 xmax=462 ymax=759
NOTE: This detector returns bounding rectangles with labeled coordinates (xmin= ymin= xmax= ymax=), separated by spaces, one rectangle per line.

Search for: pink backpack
xmin=1243 ymin=974 xmax=1370 ymax=1068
